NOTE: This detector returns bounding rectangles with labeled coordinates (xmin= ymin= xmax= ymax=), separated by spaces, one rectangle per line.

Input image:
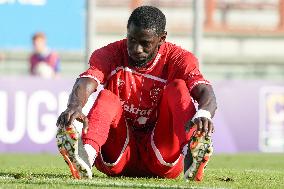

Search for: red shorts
xmin=82 ymin=79 xmax=196 ymax=178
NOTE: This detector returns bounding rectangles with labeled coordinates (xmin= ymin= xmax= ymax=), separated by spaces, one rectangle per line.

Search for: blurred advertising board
xmin=213 ymin=80 xmax=284 ymax=153
xmin=0 ymin=77 xmax=283 ymax=153
xmin=259 ymin=87 xmax=284 ymax=152
xmin=0 ymin=0 xmax=85 ymax=50
xmin=0 ymin=77 xmax=72 ymax=153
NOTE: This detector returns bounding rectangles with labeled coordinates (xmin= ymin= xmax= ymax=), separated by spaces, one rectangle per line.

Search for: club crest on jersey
xmin=117 ymin=78 xmax=125 ymax=88
xmin=150 ymin=87 xmax=163 ymax=103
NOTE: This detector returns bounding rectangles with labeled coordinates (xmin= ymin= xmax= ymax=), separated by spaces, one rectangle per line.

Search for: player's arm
xmin=56 ymin=77 xmax=98 ymax=133
xmin=190 ymin=83 xmax=217 ymax=136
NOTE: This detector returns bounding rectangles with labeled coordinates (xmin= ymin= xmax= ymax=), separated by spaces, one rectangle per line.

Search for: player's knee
xmin=166 ymin=79 xmax=186 ymax=90
xmin=164 ymin=79 xmax=187 ymax=97
xmin=94 ymin=89 xmax=122 ymax=111
xmin=99 ymin=89 xmax=120 ymax=103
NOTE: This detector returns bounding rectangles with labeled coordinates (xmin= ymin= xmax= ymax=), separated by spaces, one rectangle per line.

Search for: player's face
xmin=127 ymin=23 xmax=166 ymax=67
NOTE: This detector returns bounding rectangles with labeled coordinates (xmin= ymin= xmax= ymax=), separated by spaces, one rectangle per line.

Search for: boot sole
xmin=184 ymin=135 xmax=213 ymax=181
xmin=56 ymin=126 xmax=92 ymax=179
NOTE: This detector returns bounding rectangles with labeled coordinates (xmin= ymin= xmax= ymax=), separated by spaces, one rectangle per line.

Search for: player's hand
xmin=185 ymin=117 xmax=214 ymax=137
xmin=56 ymin=107 xmax=89 ymax=134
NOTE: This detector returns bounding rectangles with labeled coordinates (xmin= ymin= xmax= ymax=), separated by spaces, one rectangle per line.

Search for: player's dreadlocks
xmin=127 ymin=6 xmax=166 ymax=35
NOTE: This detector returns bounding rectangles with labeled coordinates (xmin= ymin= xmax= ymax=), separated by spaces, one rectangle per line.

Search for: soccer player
xmin=56 ymin=6 xmax=217 ymax=181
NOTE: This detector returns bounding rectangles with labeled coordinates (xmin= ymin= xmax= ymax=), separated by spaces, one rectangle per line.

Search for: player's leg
xmin=146 ymin=79 xmax=196 ymax=178
xmin=82 ymin=89 xmax=130 ymax=176
xmin=154 ymin=79 xmax=196 ymax=162
xmin=147 ymin=79 xmax=213 ymax=180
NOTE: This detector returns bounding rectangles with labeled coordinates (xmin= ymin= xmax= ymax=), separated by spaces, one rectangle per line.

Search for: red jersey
xmin=80 ymin=39 xmax=209 ymax=129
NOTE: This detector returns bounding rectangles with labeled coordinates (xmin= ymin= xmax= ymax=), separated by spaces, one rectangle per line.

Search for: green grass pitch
xmin=0 ymin=153 xmax=283 ymax=188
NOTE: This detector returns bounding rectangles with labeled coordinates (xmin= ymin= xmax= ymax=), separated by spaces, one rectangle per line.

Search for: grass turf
xmin=0 ymin=153 xmax=283 ymax=189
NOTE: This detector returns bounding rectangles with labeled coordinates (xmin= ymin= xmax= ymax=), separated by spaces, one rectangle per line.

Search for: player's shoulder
xmin=163 ymin=42 xmax=196 ymax=62
xmin=99 ymin=39 xmax=126 ymax=52
xmin=92 ymin=39 xmax=126 ymax=57
xmin=89 ymin=39 xmax=126 ymax=65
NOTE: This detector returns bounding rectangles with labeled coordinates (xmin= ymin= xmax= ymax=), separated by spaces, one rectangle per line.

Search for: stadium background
xmin=0 ymin=0 xmax=284 ymax=157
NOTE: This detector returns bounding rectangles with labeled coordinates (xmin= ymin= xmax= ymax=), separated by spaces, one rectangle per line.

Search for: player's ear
xmin=158 ymin=31 xmax=167 ymax=45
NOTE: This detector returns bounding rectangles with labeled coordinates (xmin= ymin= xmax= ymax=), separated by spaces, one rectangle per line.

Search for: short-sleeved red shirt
xmin=80 ymin=39 xmax=210 ymax=129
